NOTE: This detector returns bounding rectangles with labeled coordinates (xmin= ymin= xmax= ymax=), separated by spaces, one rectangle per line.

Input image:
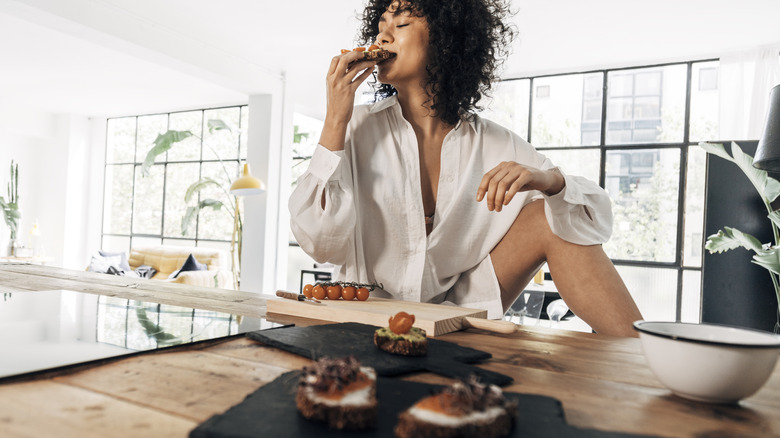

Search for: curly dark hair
xmin=359 ymin=0 xmax=516 ymax=125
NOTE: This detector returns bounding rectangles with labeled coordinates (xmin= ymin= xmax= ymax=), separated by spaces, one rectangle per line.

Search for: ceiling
xmin=1 ymin=0 xmax=779 ymax=119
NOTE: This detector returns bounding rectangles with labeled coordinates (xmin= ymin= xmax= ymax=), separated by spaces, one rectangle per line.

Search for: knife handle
xmin=276 ymin=290 xmax=303 ymax=301
xmin=462 ymin=317 xmax=518 ymax=334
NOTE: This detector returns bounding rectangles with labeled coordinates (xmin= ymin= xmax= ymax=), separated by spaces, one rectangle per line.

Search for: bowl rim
xmin=633 ymin=320 xmax=780 ymax=348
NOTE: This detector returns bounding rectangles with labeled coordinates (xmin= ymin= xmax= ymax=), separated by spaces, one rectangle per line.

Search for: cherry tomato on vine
xmin=326 ymin=285 xmax=342 ymax=300
xmin=341 ymin=286 xmax=356 ymax=301
xmin=312 ymin=285 xmax=326 ymax=300
xmin=356 ymin=287 xmax=369 ymax=301
xmin=302 ymin=284 xmax=313 ymax=299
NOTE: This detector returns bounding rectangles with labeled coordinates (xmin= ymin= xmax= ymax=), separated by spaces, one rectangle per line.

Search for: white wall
xmin=0 ymin=103 xmax=105 ymax=268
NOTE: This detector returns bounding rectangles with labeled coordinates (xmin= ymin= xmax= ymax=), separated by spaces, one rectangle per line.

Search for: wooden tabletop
xmin=1 ymin=264 xmax=778 ymax=438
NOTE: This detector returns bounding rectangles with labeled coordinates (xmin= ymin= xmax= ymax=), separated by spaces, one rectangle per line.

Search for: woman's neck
xmin=396 ymin=85 xmax=453 ymax=138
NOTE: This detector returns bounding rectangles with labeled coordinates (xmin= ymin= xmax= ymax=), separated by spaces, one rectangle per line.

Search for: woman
xmin=289 ymin=0 xmax=643 ymax=336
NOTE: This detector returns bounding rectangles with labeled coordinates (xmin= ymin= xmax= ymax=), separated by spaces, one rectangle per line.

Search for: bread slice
xmin=362 ymin=48 xmax=395 ymax=62
xmin=296 ymin=357 xmax=377 ymax=430
xmin=374 ymin=326 xmax=428 ymax=356
xmin=394 ymin=378 xmax=518 ymax=438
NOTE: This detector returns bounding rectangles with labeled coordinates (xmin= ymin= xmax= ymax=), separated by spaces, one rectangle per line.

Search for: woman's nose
xmin=376 ymin=30 xmax=392 ymax=45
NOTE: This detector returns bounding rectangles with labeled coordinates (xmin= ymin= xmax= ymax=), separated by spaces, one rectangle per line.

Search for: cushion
xmin=98 ymin=250 xmax=131 ymax=272
xmin=169 ymin=254 xmax=207 ymax=279
xmin=87 ymin=254 xmax=123 ymax=273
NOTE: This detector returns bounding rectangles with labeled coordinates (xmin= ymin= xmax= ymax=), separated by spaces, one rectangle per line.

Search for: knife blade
xmin=275 ymin=290 xmax=322 ymax=304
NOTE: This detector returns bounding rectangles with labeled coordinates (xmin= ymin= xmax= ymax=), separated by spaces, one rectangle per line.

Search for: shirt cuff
xmin=543 ymin=168 xmax=582 ymax=212
xmin=308 ymin=144 xmax=345 ymax=182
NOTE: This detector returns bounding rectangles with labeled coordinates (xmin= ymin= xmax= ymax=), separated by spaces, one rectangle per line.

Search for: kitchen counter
xmin=0 ymin=263 xmax=778 ymax=437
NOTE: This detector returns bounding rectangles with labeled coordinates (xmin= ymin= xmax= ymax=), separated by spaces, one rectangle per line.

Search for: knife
xmin=275 ymin=290 xmax=322 ymax=304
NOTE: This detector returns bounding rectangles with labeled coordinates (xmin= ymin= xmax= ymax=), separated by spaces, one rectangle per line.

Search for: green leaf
xmin=705 ymin=227 xmax=764 ymax=254
xmin=207 ymin=119 xmax=232 ymax=134
xmin=699 ymin=142 xmax=780 ymax=203
xmin=141 ymin=130 xmax=194 ymax=176
xmin=184 ymin=178 xmax=222 ymax=203
xmin=180 ymin=199 xmax=224 ymax=235
xmin=753 ymin=248 xmax=780 ymax=276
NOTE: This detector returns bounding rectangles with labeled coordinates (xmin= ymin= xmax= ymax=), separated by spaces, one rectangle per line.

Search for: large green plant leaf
xmin=180 ymin=199 xmax=224 ymax=236
xmin=141 ymin=130 xmax=194 ymax=176
xmin=754 ymin=249 xmax=780 ymax=276
xmin=184 ymin=178 xmax=222 ymax=203
xmin=705 ymin=227 xmax=764 ymax=254
xmin=207 ymin=119 xmax=232 ymax=134
xmin=700 ymin=142 xmax=780 ymax=203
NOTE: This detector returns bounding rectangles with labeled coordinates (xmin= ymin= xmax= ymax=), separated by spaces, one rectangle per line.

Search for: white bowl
xmin=633 ymin=321 xmax=780 ymax=404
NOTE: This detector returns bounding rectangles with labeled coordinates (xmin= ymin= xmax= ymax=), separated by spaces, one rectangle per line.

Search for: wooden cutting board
xmin=266 ymin=296 xmax=488 ymax=337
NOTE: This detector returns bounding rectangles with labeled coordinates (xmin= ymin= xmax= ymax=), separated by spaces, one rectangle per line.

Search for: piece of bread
xmin=374 ymin=326 xmax=428 ymax=356
xmin=296 ymin=356 xmax=377 ymax=430
xmin=362 ymin=48 xmax=395 ymax=62
xmin=394 ymin=377 xmax=518 ymax=438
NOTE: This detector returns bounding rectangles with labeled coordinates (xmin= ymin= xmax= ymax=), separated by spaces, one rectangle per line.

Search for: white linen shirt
xmin=289 ymin=95 xmax=613 ymax=319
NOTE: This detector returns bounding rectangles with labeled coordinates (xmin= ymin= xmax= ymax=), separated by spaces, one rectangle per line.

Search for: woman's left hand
xmin=476 ymin=162 xmax=565 ymax=212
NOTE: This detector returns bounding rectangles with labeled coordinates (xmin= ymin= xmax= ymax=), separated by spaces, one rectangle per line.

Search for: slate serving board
xmin=247 ymin=322 xmax=512 ymax=386
xmin=190 ymin=371 xmax=656 ymax=438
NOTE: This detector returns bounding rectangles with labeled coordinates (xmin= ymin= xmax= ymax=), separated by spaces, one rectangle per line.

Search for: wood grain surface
xmin=1 ymin=264 xmax=779 ymax=438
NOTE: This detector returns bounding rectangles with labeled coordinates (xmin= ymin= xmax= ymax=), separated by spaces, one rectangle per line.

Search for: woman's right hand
xmin=318 ymin=50 xmax=379 ymax=151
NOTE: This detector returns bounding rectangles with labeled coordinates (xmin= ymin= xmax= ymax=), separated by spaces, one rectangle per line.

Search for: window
xmin=483 ymin=60 xmax=720 ymax=323
xmin=102 ymin=106 xmax=249 ymax=259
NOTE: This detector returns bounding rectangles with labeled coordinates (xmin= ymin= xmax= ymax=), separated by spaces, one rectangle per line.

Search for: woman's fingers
xmin=477 ymin=162 xmax=540 ymax=212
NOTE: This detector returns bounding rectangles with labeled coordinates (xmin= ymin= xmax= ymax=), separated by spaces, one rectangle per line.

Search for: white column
xmin=242 ymin=87 xmax=291 ymax=296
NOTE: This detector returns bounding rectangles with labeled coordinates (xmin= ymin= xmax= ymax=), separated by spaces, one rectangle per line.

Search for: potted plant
xmin=0 ymin=161 xmax=21 ymax=256
xmin=701 ymin=142 xmax=780 ymax=333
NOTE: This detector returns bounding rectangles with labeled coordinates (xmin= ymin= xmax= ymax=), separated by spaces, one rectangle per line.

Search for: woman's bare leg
xmin=491 ymin=199 xmax=643 ymax=337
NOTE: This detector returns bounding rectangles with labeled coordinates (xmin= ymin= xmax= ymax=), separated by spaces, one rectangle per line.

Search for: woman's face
xmin=374 ymin=2 xmax=429 ymax=88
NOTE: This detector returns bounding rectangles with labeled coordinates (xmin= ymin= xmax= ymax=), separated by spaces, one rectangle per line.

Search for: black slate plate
xmin=247 ymin=322 xmax=512 ymax=386
xmin=190 ymin=371 xmax=655 ymax=438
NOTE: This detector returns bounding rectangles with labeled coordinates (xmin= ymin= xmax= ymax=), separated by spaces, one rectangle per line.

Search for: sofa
xmin=127 ymin=246 xmax=234 ymax=289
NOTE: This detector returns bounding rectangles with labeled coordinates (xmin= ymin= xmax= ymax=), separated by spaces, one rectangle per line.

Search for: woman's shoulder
xmin=471 ymin=114 xmax=532 ymax=148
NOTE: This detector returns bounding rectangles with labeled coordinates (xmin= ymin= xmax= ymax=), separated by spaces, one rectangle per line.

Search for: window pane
xmin=240 ymin=106 xmax=249 ymax=160
xmin=103 ymin=164 xmax=133 ymax=235
xmin=615 ymin=265 xmax=677 ymax=321
xmin=132 ymin=164 xmax=164 ymax=235
xmin=681 ymin=269 xmax=702 ymax=323
xmin=131 ymin=236 xmax=162 ymax=248
xmin=606 ymin=65 xmax=686 ymax=144
xmin=531 ymin=73 xmax=603 ymax=147
xmin=197 ymin=240 xmax=233 ymax=272
xmin=690 ymin=61 xmax=720 ymax=142
xmin=106 ymin=117 xmax=136 ymax=164
xmin=683 ymin=145 xmax=706 ymax=267
xmin=539 ymin=149 xmax=600 ymax=183
xmin=603 ymin=148 xmax=680 ymax=262
xmin=204 ymin=107 xmax=241 ymax=161
xmin=164 ymin=163 xmax=200 ymax=238
xmin=168 ymin=111 xmax=203 ymax=162
xmin=479 ymin=78 xmax=530 ymax=140
xmin=135 ymin=114 xmax=169 ymax=164
xmin=162 ymin=238 xmax=197 ymax=248
xmin=292 ymin=113 xmax=324 ymax=158
xmin=197 ymin=161 xmax=237 ymax=241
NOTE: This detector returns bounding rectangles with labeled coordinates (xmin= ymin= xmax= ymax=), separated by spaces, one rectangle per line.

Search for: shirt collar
xmin=367 ymin=94 xmax=478 ymax=134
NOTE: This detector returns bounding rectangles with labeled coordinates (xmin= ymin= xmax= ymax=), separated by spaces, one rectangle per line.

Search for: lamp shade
xmin=230 ymin=163 xmax=265 ymax=196
xmin=754 ymin=84 xmax=780 ymax=171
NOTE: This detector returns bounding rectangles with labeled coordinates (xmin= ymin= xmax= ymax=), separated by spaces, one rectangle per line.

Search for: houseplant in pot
xmin=701 ymin=142 xmax=780 ymax=333
xmin=0 ymin=160 xmax=21 ymax=256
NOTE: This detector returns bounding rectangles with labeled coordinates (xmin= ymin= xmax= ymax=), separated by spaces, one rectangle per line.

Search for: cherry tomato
xmin=326 ymin=285 xmax=342 ymax=300
xmin=340 ymin=49 xmax=350 ymax=54
xmin=302 ymin=284 xmax=313 ymax=299
xmin=356 ymin=287 xmax=369 ymax=301
xmin=353 ymin=46 xmax=366 ymax=52
xmin=341 ymin=286 xmax=356 ymax=301
xmin=312 ymin=285 xmax=326 ymax=300
xmin=368 ymin=44 xmax=379 ymax=51
xmin=389 ymin=311 xmax=415 ymax=334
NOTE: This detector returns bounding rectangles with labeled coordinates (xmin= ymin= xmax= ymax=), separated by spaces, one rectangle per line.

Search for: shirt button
xmin=446 ymin=176 xmax=454 ymax=183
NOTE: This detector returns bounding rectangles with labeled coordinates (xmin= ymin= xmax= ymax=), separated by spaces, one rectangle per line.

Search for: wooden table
xmin=0 ymin=264 xmax=778 ymax=437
